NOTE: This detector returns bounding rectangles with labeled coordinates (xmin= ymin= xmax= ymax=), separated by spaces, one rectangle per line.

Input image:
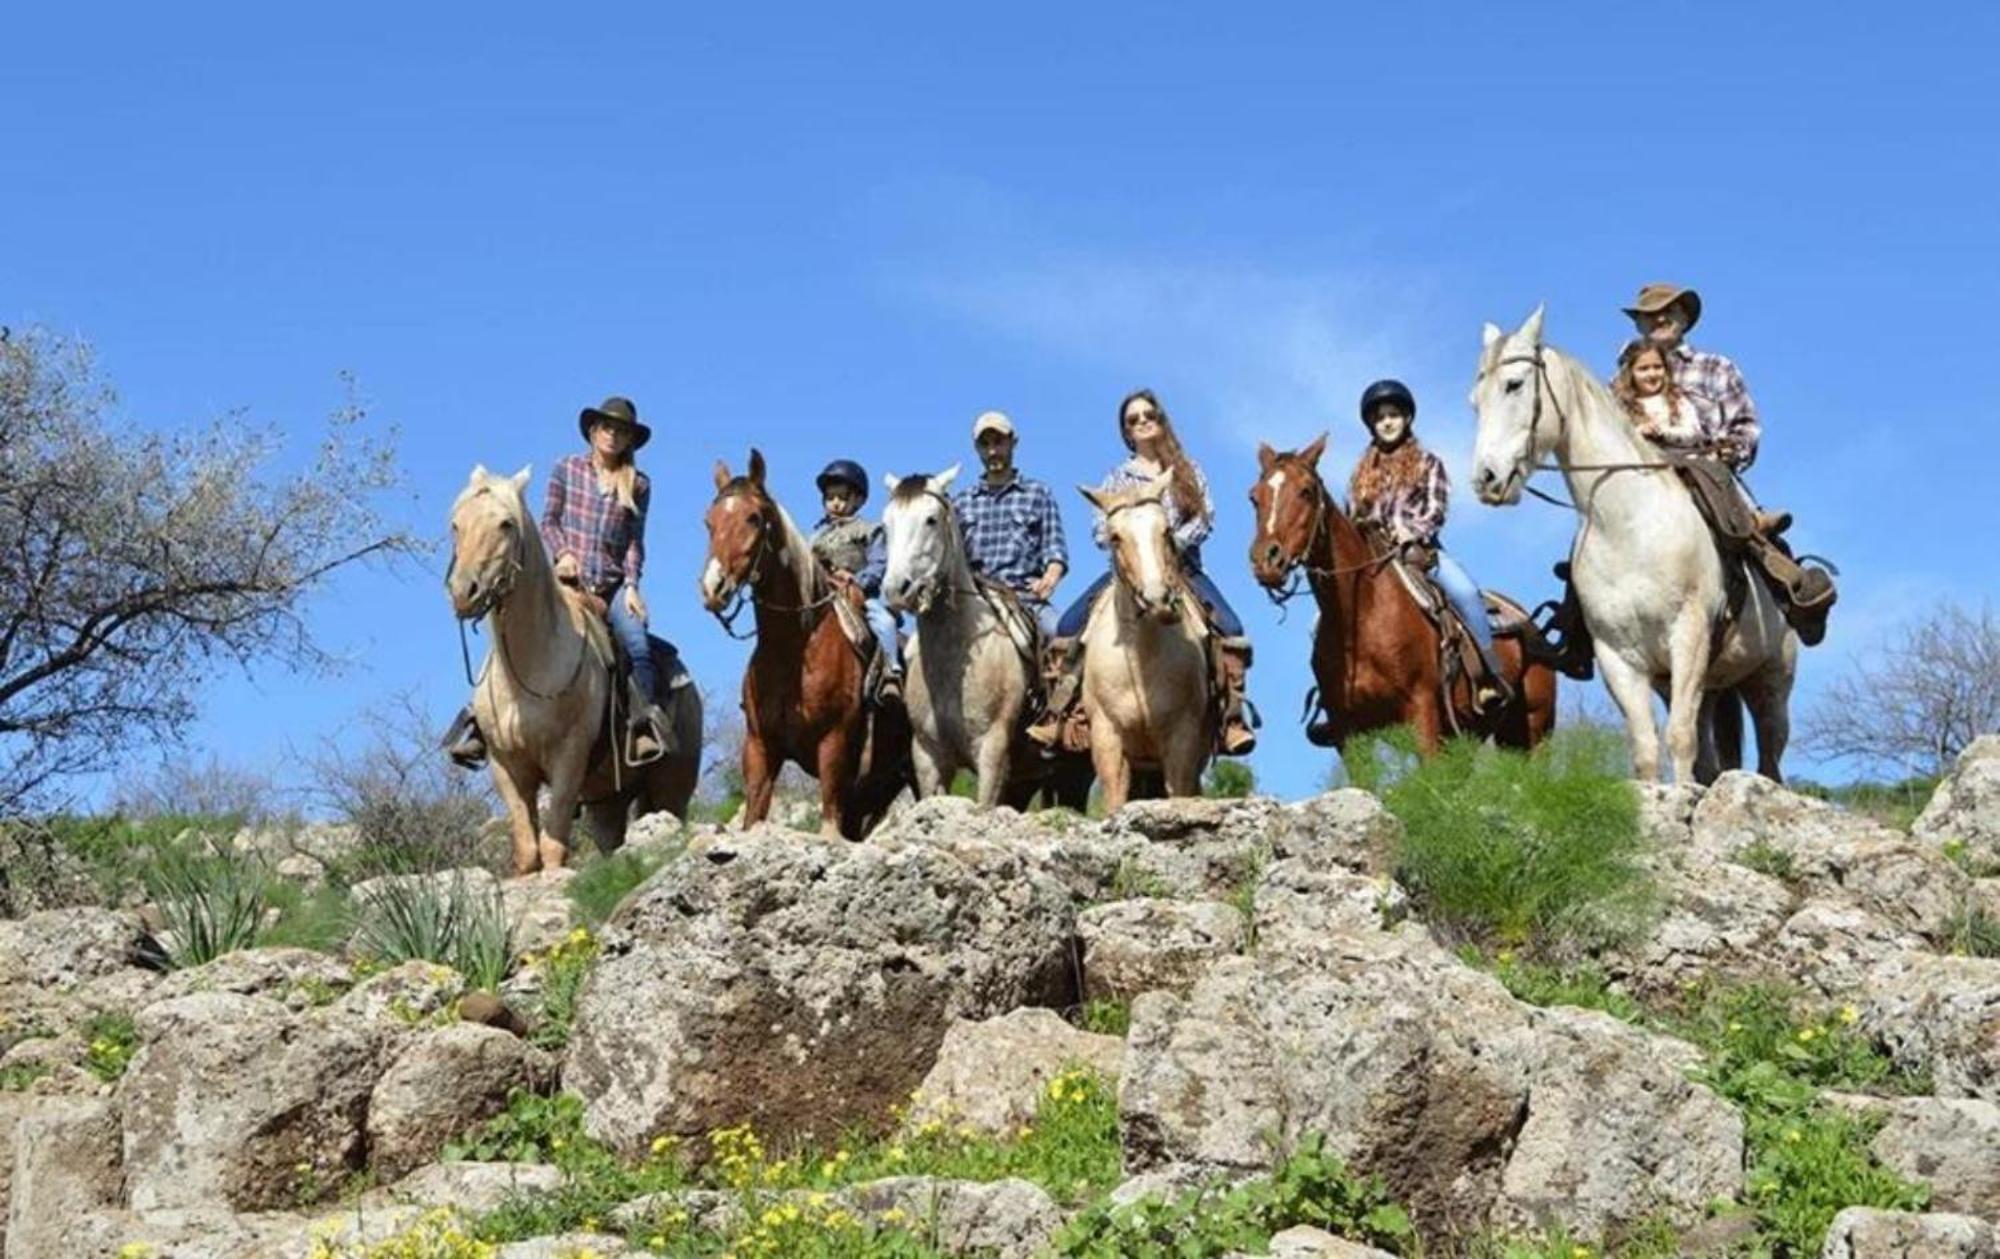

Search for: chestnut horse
xmin=1248 ymin=435 xmax=1558 ymax=754
xmin=699 ymin=449 xmax=911 ymax=839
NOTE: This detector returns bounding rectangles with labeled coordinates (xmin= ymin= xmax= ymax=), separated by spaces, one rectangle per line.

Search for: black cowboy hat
xmin=578 ymin=396 xmax=652 ymax=449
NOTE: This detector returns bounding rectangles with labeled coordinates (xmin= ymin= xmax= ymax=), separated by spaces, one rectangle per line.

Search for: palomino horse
xmin=878 ymin=467 xmax=1091 ymax=811
xmin=1248 ymin=435 xmax=1558 ymax=755
xmin=1077 ymin=476 xmax=1213 ymax=812
xmin=446 ymin=466 xmax=700 ymax=875
xmin=1469 ymin=307 xmax=1797 ymax=783
xmin=700 ymin=449 xmax=912 ymax=838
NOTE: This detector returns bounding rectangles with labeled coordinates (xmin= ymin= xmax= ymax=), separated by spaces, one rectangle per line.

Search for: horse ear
xmin=1519 ymin=304 xmax=1546 ymax=346
xmin=748 ymin=449 xmax=767 ymax=486
xmin=931 ymin=463 xmax=961 ymax=494
xmin=712 ymin=460 xmax=732 ymax=491
xmin=884 ymin=472 xmax=903 ymax=495
xmin=1482 ymin=321 xmax=1502 ymax=350
xmin=1299 ymin=431 xmax=1329 ymax=468
xmin=1256 ymin=442 xmax=1276 ymax=474
xmin=510 ymin=465 xmax=532 ymax=492
xmin=470 ymin=463 xmax=491 ymax=485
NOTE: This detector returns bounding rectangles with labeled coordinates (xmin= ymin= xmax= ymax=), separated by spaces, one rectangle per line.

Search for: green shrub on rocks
xmin=1346 ymin=726 xmax=1653 ymax=954
xmin=144 ymin=841 xmax=270 ymax=967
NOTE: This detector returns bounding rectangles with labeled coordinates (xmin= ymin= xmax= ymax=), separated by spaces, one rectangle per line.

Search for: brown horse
xmin=699 ymin=449 xmax=911 ymax=839
xmin=1247 ymin=435 xmax=1558 ymax=755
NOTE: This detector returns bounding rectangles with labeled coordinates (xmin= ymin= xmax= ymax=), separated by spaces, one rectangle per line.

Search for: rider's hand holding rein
xmin=625 ymin=585 xmax=647 ymax=624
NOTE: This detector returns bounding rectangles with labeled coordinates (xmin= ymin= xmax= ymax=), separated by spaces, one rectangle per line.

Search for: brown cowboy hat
xmin=1622 ymin=283 xmax=1702 ymax=330
xmin=578 ymin=395 xmax=652 ymax=449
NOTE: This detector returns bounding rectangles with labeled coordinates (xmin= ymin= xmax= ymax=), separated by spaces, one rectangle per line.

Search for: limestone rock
xmin=5 ymin=1096 xmax=121 ymax=1259
xmin=1078 ymin=898 xmax=1245 ymax=1003
xmin=1821 ymin=1208 xmax=1997 ymax=1258
xmin=1226 ymin=1227 xmax=1403 ymax=1259
xmin=493 ymin=1231 xmax=636 ymax=1257
xmin=366 ymin=1024 xmax=557 ymax=1180
xmin=151 ymin=947 xmax=354 ymax=1010
xmin=1611 ymin=850 xmax=1794 ymax=997
xmin=1862 ymin=1097 xmax=2000 ymax=1220
xmin=120 ymin=992 xmax=383 ymax=1211
xmin=842 ymin=1176 xmax=1063 ymax=1258
xmin=501 ymin=869 xmax=581 ymax=958
xmin=0 ymin=908 xmax=155 ymax=992
xmin=563 ymin=827 xmax=1076 ymax=1156
xmin=1860 ymin=951 xmax=2000 ymax=1100
xmin=905 ymin=1007 xmax=1123 ymax=1137
xmin=1916 ymin=736 xmax=2000 ymax=870
xmin=372 ymin=1160 xmax=564 ymax=1216
xmin=1775 ymin=901 xmax=1925 ymax=999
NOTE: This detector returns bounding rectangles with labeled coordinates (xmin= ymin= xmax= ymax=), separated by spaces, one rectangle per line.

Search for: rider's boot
xmin=1470 ymin=643 xmax=1515 ymax=716
xmin=1026 ymin=637 xmax=1082 ymax=748
xmin=1305 ymin=715 xmax=1340 ymax=748
xmin=442 ymin=706 xmax=487 ymax=769
xmin=1754 ymin=509 xmax=1794 ymax=538
xmin=878 ymin=663 xmax=904 ymax=706
xmin=1216 ymin=636 xmax=1258 ymax=756
xmin=625 ymin=674 xmax=669 ymax=762
xmin=1748 ymin=538 xmax=1836 ymax=647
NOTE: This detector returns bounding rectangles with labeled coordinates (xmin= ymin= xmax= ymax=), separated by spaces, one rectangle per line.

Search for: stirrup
xmin=624 ymin=708 xmax=669 ymax=767
xmin=442 ymin=709 xmax=487 ymax=770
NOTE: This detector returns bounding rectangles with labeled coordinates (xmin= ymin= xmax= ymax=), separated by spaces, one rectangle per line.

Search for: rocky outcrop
xmin=1916 ymin=737 xmax=2000 ymax=870
xmin=1821 ymin=1208 xmax=1997 ymax=1258
xmin=366 ymin=1024 xmax=557 ymax=1180
xmin=375 ymin=1160 xmax=565 ymax=1215
xmin=120 ymin=991 xmax=384 ymax=1211
xmin=842 ymin=1176 xmax=1063 ymax=1258
xmin=1823 ymin=1096 xmax=2000 ymax=1221
xmin=1860 ymin=951 xmax=2000 ymax=1101
xmin=905 ymin=1007 xmax=1122 ymax=1137
xmin=0 ymin=908 xmax=156 ymax=992
xmin=1078 ymin=898 xmax=1244 ymax=1003
xmin=4 ymin=1095 xmax=122 ymax=1259
xmin=563 ymin=825 xmax=1078 ymax=1157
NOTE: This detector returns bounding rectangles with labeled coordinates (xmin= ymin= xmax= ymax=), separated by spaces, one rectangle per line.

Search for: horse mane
xmin=721 ymin=475 xmax=826 ymax=600
xmin=453 ymin=470 xmax=549 ymax=572
xmin=1540 ymin=342 xmax=1641 ymax=439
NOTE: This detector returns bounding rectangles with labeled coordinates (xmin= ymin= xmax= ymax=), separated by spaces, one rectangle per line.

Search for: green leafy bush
xmin=1465 ymin=948 xmax=1643 ymax=1022
xmin=1074 ymin=999 xmax=1131 ymax=1038
xmin=260 ymin=882 xmax=354 ymax=953
xmin=84 ymin=1011 xmax=138 ymax=1081
xmin=1345 ymin=727 xmax=1653 ymax=953
xmin=524 ymin=927 xmax=600 ymax=1052
xmin=144 ymin=842 xmax=270 ymax=967
xmin=1055 ymin=1135 xmax=1413 ymax=1257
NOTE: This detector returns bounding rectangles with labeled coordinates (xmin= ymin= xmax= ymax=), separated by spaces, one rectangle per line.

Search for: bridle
xmin=1479 ymin=346 xmax=1682 ymax=510
xmin=704 ymin=485 xmax=838 ymax=640
xmin=1254 ymin=465 xmax=1394 ymax=612
xmin=886 ymin=489 xmax=991 ymax=617
xmin=1099 ymin=498 xmax=1191 ymax=620
xmin=447 ymin=501 xmax=591 ymax=702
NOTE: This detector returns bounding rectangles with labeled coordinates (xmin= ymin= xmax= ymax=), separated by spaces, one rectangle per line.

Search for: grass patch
xmin=1107 ymin=857 xmax=1172 ymax=901
xmin=1733 ymin=839 xmax=1797 ymax=882
xmin=0 ymin=1062 xmax=51 ymax=1091
xmin=1462 ymin=948 xmax=1643 ymax=1022
xmin=1055 ymin=1134 xmax=1413 ymax=1257
xmin=1941 ymin=838 xmax=2000 ymax=879
xmin=567 ymin=844 xmax=676 ymax=926
xmin=1794 ymin=777 xmax=1939 ymax=833
xmin=260 ymin=881 xmax=354 ymax=953
xmin=143 ymin=842 xmax=270 ymax=968
xmin=523 ymin=927 xmax=601 ymax=1052
xmin=350 ymin=873 xmax=516 ymax=992
xmin=1073 ymin=999 xmax=1131 ymax=1038
xmin=1946 ymin=901 xmax=2000 ymax=959
xmin=83 ymin=1011 xmax=138 ymax=1082
xmin=1345 ymin=726 xmax=1653 ymax=955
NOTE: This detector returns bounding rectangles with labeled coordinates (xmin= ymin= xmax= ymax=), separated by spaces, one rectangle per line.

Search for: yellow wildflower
xmin=1785 ymin=1129 xmax=1803 ymax=1143
xmin=881 ymin=1206 xmax=909 ymax=1225
xmin=1797 ymin=1027 xmax=1817 ymax=1043
xmin=1840 ymin=1005 xmax=1860 ymax=1024
xmin=887 ymin=1144 xmax=907 ymax=1163
xmin=116 ymin=1244 xmax=156 ymax=1259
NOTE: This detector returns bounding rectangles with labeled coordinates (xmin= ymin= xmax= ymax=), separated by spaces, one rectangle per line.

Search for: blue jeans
xmin=1434 ymin=553 xmax=1498 ymax=666
xmin=864 ymin=599 xmax=901 ymax=669
xmin=1055 ymin=566 xmax=1245 ymax=638
xmin=605 ymin=583 xmax=656 ymax=698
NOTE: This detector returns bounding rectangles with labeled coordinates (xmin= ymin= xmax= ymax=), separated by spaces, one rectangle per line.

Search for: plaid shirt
xmin=1090 ymin=456 xmax=1214 ymax=568
xmin=1670 ymin=343 xmax=1760 ymax=470
xmin=951 ymin=472 xmax=1068 ymax=593
xmin=811 ymin=515 xmax=886 ymax=596
xmin=1351 ymin=446 xmax=1450 ymax=548
xmin=540 ymin=453 xmax=649 ymax=594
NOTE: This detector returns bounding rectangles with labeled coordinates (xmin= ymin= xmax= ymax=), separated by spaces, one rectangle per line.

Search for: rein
xmin=1257 ymin=475 xmax=1394 ymax=614
xmin=1485 ymin=348 xmax=1687 ymax=511
xmin=706 ymin=487 xmax=841 ymax=640
xmin=448 ymin=527 xmax=595 ymax=702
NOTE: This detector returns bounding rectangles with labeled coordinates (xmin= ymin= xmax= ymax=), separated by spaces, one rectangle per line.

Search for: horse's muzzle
xmin=1473 ymin=462 xmax=1525 ymax=506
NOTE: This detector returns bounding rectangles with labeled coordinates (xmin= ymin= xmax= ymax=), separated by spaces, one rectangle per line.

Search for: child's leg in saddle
xmin=864 ymin=599 xmax=901 ymax=669
xmin=1434 ymin=552 xmax=1505 ymax=681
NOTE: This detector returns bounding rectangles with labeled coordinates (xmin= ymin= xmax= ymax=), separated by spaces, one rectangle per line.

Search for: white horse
xmin=878 ymin=466 xmax=1039 ymax=807
xmin=1468 ymin=307 xmax=1796 ymax=783
xmin=1078 ymin=476 xmax=1214 ymax=811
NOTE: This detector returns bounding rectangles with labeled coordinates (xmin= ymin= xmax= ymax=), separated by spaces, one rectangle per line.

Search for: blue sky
xmin=5 ymin=4 xmax=1996 ymax=804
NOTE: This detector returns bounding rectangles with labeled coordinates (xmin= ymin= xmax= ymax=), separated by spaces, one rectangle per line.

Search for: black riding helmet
xmin=815 ymin=458 xmax=870 ymax=502
xmin=1358 ymin=379 xmax=1417 ymax=428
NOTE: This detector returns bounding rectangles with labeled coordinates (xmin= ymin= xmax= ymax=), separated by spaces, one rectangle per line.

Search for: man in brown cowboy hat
xmin=1622 ymin=282 xmax=1836 ymax=644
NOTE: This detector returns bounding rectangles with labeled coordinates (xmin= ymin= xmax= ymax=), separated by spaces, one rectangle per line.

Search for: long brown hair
xmin=1611 ymin=339 xmax=1682 ymax=423
xmin=1348 ymin=436 xmax=1431 ymax=517
xmin=1118 ymin=389 xmax=1211 ymax=527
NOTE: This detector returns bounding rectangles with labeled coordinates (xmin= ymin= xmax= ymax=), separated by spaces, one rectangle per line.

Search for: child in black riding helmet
xmin=811 ymin=458 xmax=902 ymax=701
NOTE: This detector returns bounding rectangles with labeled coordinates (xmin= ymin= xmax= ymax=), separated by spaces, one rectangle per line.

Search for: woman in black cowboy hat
xmin=447 ymin=395 xmax=672 ymax=765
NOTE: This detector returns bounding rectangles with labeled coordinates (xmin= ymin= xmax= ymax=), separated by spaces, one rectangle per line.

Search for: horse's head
xmin=701 ymin=448 xmax=774 ymax=613
xmin=1469 ymin=305 xmax=1551 ymax=507
xmin=1248 ymin=433 xmax=1331 ymax=588
xmin=880 ymin=464 xmax=961 ymax=616
xmin=447 ymin=464 xmax=534 ymax=619
xmin=1082 ymin=476 xmax=1183 ymax=625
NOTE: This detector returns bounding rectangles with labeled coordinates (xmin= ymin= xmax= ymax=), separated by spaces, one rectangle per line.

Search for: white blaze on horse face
xmin=1116 ymin=501 xmax=1176 ymax=616
xmin=1262 ymin=470 xmax=1286 ymax=537
xmin=879 ymin=493 xmax=942 ymax=614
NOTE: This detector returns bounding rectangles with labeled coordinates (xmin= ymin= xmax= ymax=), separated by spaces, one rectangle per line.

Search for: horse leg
xmin=1663 ymin=617 xmax=1711 ymax=785
xmin=1161 ymin=732 xmax=1205 ymax=799
xmin=972 ymin=725 xmax=1012 ymax=809
xmin=1597 ymin=650 xmax=1663 ymax=782
xmin=910 ymin=728 xmax=950 ymax=801
xmin=815 ymin=730 xmax=855 ymax=841
xmin=584 ymin=799 xmax=629 ymax=856
xmin=740 ymin=735 xmax=778 ymax=828
xmin=1698 ymin=688 xmax=1745 ymax=785
xmin=490 ymin=756 xmax=542 ymax=877
xmin=1090 ymin=723 xmax=1132 ymax=815
xmin=1738 ymin=659 xmax=1795 ymax=783
xmin=1408 ymin=694 xmax=1445 ymax=757
xmin=538 ymin=744 xmax=592 ymax=871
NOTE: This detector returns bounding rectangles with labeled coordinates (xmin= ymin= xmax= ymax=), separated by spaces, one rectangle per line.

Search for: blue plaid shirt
xmin=952 ymin=473 xmax=1068 ymax=594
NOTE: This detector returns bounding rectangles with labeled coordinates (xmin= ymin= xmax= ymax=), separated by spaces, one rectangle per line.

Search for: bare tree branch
xmin=1800 ymin=601 xmax=2000 ymax=778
